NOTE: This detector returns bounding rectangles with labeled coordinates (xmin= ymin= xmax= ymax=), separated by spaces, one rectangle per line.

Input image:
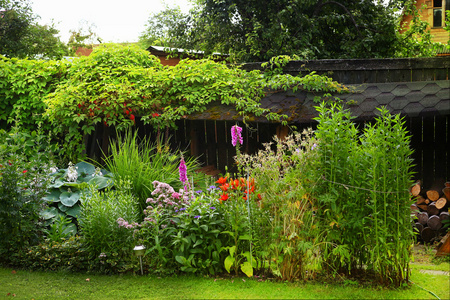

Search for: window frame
xmin=432 ymin=0 xmax=450 ymax=28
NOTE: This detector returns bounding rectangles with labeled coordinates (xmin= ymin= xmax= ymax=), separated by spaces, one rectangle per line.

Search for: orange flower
xmin=219 ymin=183 xmax=229 ymax=192
xmin=220 ymin=193 xmax=229 ymax=201
xmin=257 ymin=193 xmax=262 ymax=200
xmin=216 ymin=177 xmax=228 ymax=185
xmin=231 ymin=179 xmax=240 ymax=189
xmin=245 ymin=185 xmax=255 ymax=194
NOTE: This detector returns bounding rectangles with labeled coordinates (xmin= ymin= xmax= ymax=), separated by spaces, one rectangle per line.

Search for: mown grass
xmin=1 ymin=259 xmax=448 ymax=300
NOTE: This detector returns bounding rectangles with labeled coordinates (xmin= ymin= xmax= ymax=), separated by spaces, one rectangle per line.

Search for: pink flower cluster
xmin=146 ymin=181 xmax=190 ymax=207
xmin=117 ymin=217 xmax=140 ymax=229
xmin=231 ymin=125 xmax=243 ymax=147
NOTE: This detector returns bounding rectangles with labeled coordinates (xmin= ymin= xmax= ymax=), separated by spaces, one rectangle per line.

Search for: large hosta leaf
xmin=42 ymin=189 xmax=61 ymax=202
xmin=40 ymin=207 xmax=59 ymax=220
xmin=88 ymin=175 xmax=114 ymax=190
xmin=75 ymin=161 xmax=96 ymax=176
xmin=60 ymin=191 xmax=81 ymax=207
xmin=240 ymin=261 xmax=253 ymax=277
xmin=65 ymin=204 xmax=81 ymax=218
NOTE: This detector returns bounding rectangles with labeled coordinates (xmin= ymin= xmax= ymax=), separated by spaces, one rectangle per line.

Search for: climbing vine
xmin=2 ymin=44 xmax=346 ymax=161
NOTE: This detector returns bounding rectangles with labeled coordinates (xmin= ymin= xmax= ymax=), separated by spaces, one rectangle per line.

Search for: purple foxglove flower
xmin=179 ymin=157 xmax=188 ymax=184
xmin=231 ymin=125 xmax=243 ymax=146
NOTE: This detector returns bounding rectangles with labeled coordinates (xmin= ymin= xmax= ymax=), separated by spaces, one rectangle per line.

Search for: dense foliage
xmin=43 ymin=44 xmax=345 ymax=161
xmin=0 ymin=0 xmax=68 ymax=59
xmin=139 ymin=0 xmax=450 ymax=62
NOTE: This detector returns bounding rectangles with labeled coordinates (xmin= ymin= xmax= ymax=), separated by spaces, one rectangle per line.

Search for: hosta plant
xmin=41 ymin=161 xmax=114 ymax=230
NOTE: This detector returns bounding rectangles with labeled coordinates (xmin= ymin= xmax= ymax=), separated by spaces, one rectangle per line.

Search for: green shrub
xmin=78 ymin=181 xmax=139 ymax=260
xmin=312 ymin=102 xmax=414 ymax=286
xmin=11 ymin=235 xmax=137 ymax=274
xmin=235 ymin=129 xmax=321 ymax=281
xmin=0 ymin=128 xmax=52 ymax=264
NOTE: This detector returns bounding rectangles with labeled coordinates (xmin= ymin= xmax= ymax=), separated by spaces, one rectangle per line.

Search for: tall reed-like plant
xmin=312 ymin=103 xmax=414 ymax=286
xmin=102 ymin=130 xmax=206 ymax=214
xmin=359 ymin=107 xmax=414 ymax=285
xmin=313 ymin=102 xmax=362 ymax=274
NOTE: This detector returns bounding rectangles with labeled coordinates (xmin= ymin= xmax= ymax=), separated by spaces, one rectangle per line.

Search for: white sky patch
xmin=30 ymin=0 xmax=192 ymax=43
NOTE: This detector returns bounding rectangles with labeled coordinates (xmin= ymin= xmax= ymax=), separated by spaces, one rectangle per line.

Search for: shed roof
xmin=189 ymin=80 xmax=450 ymax=123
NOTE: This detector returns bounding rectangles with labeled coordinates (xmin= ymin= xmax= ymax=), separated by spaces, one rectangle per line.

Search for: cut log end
xmin=435 ymin=198 xmax=448 ymax=210
xmin=426 ymin=190 xmax=440 ymax=202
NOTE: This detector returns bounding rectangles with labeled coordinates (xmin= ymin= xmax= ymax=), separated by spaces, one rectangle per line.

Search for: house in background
xmin=400 ymin=0 xmax=450 ymax=44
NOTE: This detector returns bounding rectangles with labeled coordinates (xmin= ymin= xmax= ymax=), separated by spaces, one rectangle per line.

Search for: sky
xmin=30 ymin=0 xmax=192 ymax=43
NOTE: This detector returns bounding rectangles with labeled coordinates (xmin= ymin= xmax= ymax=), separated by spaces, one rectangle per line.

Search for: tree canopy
xmin=139 ymin=0 xmax=448 ymax=62
xmin=0 ymin=0 xmax=68 ymax=58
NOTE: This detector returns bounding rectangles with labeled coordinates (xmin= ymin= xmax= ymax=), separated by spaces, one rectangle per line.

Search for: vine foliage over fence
xmin=1 ymin=44 xmax=346 ymax=161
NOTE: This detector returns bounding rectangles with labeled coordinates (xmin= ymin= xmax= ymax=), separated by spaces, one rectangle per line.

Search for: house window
xmin=433 ymin=0 xmax=450 ymax=27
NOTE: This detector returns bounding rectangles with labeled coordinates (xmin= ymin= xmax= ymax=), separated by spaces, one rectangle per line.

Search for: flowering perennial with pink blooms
xmin=179 ymin=157 xmax=191 ymax=192
xmin=231 ymin=125 xmax=243 ymax=147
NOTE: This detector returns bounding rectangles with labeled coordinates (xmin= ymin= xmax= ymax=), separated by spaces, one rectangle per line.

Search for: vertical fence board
xmin=421 ymin=116 xmax=435 ymax=188
xmin=407 ymin=117 xmax=422 ymax=182
xmin=215 ymin=120 xmax=229 ymax=174
xmin=204 ymin=120 xmax=217 ymax=168
xmin=434 ymin=115 xmax=448 ymax=184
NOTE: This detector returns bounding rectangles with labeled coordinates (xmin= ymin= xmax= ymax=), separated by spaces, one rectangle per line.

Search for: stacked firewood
xmin=410 ymin=181 xmax=450 ymax=243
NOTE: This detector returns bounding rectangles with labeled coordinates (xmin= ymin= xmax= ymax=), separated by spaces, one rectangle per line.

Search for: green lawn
xmin=0 ymin=261 xmax=448 ymax=300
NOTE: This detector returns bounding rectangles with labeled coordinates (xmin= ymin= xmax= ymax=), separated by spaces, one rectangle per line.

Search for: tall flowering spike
xmin=231 ymin=125 xmax=243 ymax=146
xmin=179 ymin=157 xmax=188 ymax=184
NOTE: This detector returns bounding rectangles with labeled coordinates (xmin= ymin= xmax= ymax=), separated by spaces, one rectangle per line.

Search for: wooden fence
xmin=83 ymin=57 xmax=449 ymax=190
xmin=87 ymin=113 xmax=448 ymax=191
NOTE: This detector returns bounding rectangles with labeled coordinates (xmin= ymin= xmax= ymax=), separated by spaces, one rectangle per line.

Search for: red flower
xmin=126 ymin=110 xmax=130 ymax=115
xmin=220 ymin=193 xmax=229 ymax=201
xmin=216 ymin=177 xmax=227 ymax=185
xmin=130 ymin=114 xmax=135 ymax=121
xmin=77 ymin=103 xmax=81 ymax=109
xmin=23 ymin=170 xmax=27 ymax=173
xmin=152 ymin=113 xmax=160 ymax=117
xmin=123 ymin=103 xmax=127 ymax=107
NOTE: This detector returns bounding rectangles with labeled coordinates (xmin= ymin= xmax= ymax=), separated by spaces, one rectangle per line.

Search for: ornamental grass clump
xmin=103 ymin=129 xmax=206 ymax=216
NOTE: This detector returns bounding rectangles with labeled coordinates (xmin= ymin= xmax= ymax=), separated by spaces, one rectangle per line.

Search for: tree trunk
xmin=427 ymin=215 xmax=442 ymax=231
xmin=410 ymin=203 xmax=420 ymax=217
xmin=415 ymin=196 xmax=426 ymax=205
xmin=439 ymin=211 xmax=449 ymax=222
xmin=443 ymin=187 xmax=450 ymax=201
xmin=415 ymin=222 xmax=424 ymax=234
xmin=417 ymin=204 xmax=428 ymax=211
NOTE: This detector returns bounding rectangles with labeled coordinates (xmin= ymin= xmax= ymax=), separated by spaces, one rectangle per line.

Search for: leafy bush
xmin=118 ymin=181 xmax=229 ymax=275
xmin=78 ymin=181 xmax=139 ymax=260
xmin=235 ymin=129 xmax=320 ymax=281
xmin=0 ymin=128 xmax=52 ymax=264
xmin=11 ymin=235 xmax=137 ymax=274
xmin=312 ymin=102 xmax=414 ymax=286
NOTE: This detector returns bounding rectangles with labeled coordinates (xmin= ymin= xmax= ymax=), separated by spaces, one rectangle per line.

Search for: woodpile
xmin=411 ymin=181 xmax=450 ymax=245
